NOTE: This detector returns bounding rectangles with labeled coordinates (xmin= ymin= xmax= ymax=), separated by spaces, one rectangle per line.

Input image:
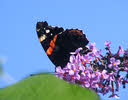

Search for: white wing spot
xmin=39 ymin=35 xmax=47 ymax=42
xmin=45 ymin=29 xmax=50 ymax=33
xmin=51 ymin=33 xmax=53 ymax=36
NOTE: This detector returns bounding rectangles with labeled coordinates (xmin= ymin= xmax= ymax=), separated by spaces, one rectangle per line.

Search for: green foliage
xmin=0 ymin=74 xmax=100 ymax=100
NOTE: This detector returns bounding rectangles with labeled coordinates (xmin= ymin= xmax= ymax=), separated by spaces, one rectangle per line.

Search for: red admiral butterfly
xmin=36 ymin=21 xmax=89 ymax=68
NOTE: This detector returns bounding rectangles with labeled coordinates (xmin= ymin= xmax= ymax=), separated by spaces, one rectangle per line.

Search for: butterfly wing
xmin=36 ymin=21 xmax=89 ymax=68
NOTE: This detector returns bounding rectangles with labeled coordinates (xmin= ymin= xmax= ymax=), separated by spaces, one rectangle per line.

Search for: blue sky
xmin=0 ymin=0 xmax=128 ymax=99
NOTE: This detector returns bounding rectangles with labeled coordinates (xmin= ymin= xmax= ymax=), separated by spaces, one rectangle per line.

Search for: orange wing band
xmin=50 ymin=40 xmax=55 ymax=48
xmin=46 ymin=47 xmax=53 ymax=55
xmin=46 ymin=35 xmax=57 ymax=55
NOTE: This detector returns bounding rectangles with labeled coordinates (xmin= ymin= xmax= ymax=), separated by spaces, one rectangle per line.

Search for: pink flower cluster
xmin=55 ymin=41 xmax=128 ymax=98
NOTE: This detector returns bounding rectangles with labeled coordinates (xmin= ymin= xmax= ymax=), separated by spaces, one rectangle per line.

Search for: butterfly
xmin=36 ymin=21 xmax=89 ymax=68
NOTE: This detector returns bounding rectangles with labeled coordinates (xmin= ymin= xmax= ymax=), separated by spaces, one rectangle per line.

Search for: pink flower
xmin=100 ymin=70 xmax=109 ymax=80
xmin=55 ymin=66 xmax=65 ymax=79
xmin=108 ymin=57 xmax=120 ymax=70
xmin=104 ymin=40 xmax=111 ymax=47
xmin=55 ymin=42 xmax=128 ymax=98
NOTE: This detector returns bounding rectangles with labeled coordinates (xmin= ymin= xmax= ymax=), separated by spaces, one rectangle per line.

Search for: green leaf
xmin=0 ymin=74 xmax=100 ymax=100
